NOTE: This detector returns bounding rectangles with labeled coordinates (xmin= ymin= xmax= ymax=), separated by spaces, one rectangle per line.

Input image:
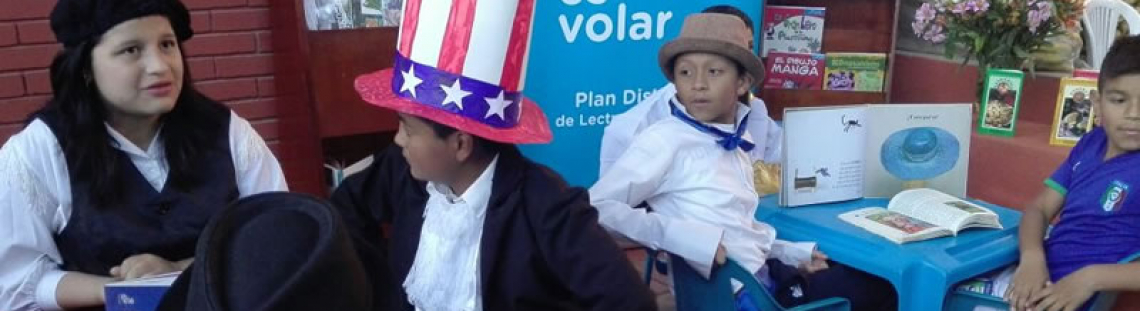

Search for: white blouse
xmin=590 ymin=103 xmax=813 ymax=279
xmin=0 ymin=111 xmax=287 ymax=311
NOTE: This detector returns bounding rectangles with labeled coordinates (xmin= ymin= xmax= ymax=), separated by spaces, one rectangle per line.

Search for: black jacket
xmin=331 ymin=145 xmax=657 ymax=311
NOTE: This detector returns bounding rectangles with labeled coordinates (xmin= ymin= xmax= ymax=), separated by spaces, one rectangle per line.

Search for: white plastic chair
xmin=1082 ymin=0 xmax=1140 ymax=70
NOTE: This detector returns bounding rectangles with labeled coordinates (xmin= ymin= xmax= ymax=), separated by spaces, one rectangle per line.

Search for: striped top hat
xmin=354 ymin=0 xmax=551 ymax=144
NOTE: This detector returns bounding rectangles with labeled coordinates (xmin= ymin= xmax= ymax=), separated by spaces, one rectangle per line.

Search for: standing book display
xmin=977 ymin=69 xmax=1025 ymax=137
xmin=780 ymin=103 xmax=973 ymax=207
xmin=1049 ymin=78 xmax=1098 ymax=147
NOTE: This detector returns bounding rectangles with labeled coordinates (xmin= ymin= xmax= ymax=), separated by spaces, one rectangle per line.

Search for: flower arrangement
xmin=912 ymin=0 xmax=1084 ymax=73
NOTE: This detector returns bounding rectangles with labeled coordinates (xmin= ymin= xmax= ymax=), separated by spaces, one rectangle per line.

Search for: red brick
xmin=183 ymin=0 xmax=246 ymax=10
xmin=195 ymin=78 xmax=257 ymax=101
xmin=229 ymin=97 xmax=277 ymax=120
xmin=212 ymin=8 xmax=270 ymax=32
xmin=16 ymin=21 xmax=52 ymax=44
xmin=0 ymin=44 xmax=60 ymax=71
xmin=0 ymin=95 xmax=48 ymax=123
xmin=0 ymin=0 xmax=55 ymax=21
xmin=182 ymin=33 xmax=256 ymax=57
xmin=251 ymin=119 xmax=278 ymax=140
xmin=256 ymin=77 xmax=274 ymax=96
xmin=23 ymin=70 xmax=50 ymax=95
xmin=214 ymin=54 xmax=273 ymax=78
xmin=0 ymin=73 xmax=24 ymax=98
xmin=255 ymin=31 xmax=273 ymax=53
xmin=191 ymin=11 xmax=211 ymax=34
xmin=186 ymin=57 xmax=216 ymax=80
xmin=0 ymin=23 xmax=16 ymax=47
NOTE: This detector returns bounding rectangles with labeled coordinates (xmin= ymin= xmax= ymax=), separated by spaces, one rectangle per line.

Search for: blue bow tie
xmin=669 ymin=99 xmax=754 ymax=152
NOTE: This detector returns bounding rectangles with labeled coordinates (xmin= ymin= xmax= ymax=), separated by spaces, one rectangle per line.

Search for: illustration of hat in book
xmin=880 ymin=127 xmax=960 ymax=189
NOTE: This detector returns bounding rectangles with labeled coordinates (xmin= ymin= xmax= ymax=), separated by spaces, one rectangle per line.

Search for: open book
xmin=780 ymin=103 xmax=973 ymax=207
xmin=838 ymin=188 xmax=1002 ymax=244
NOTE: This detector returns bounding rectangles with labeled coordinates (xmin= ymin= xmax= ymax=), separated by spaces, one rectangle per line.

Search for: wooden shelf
xmin=307 ymin=28 xmax=400 ymax=138
xmin=759 ymin=0 xmax=901 ymax=118
xmin=269 ymin=0 xmax=402 ymax=195
xmin=759 ymin=90 xmax=887 ymax=117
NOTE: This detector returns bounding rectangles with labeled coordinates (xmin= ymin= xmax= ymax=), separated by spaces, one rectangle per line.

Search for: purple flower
xmin=1028 ymin=10 xmax=1044 ymax=33
xmin=913 ymin=20 xmax=928 ymax=36
xmin=931 ymin=32 xmax=948 ymax=43
xmin=923 ymin=24 xmax=946 ymax=43
xmin=1027 ymin=1 xmax=1054 ymax=33
xmin=916 ymin=3 xmax=938 ymax=22
xmin=952 ymin=2 xmax=967 ymax=14
xmin=965 ymin=0 xmax=980 ymax=12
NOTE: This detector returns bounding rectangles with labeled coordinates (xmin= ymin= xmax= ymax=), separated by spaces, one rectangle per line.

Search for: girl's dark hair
xmin=33 ymin=38 xmax=229 ymax=207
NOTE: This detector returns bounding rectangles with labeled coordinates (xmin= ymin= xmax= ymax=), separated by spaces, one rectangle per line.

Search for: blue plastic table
xmin=754 ymin=195 xmax=1022 ymax=311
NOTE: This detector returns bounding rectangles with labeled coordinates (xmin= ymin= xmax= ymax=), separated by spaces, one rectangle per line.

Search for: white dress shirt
xmin=0 ymin=111 xmax=287 ymax=311
xmin=599 ymin=83 xmax=783 ymax=177
xmin=405 ymin=156 xmax=498 ymax=311
xmin=590 ymin=103 xmax=812 ymax=279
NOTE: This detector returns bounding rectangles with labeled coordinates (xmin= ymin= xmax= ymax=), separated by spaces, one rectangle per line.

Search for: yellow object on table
xmin=753 ymin=162 xmax=782 ymax=196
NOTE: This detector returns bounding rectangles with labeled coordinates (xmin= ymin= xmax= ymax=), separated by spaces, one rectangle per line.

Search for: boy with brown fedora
xmin=330 ymin=1 xmax=655 ymax=310
xmin=589 ymin=12 xmax=896 ymax=311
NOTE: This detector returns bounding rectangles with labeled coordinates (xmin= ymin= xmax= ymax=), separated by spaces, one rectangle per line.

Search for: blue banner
xmin=521 ymin=0 xmax=764 ymax=187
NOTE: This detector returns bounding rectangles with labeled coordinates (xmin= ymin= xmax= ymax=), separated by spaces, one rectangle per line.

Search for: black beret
xmin=50 ymin=0 xmax=194 ymax=48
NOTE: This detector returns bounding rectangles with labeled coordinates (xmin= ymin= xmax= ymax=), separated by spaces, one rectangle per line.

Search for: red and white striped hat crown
xmin=354 ymin=0 xmax=551 ymax=144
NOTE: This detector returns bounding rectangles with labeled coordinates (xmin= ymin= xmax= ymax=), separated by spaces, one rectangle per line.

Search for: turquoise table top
xmin=755 ymin=195 xmax=1023 ymax=311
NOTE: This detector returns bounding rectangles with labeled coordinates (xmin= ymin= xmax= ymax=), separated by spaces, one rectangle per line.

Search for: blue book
xmin=104 ymin=272 xmax=179 ymax=311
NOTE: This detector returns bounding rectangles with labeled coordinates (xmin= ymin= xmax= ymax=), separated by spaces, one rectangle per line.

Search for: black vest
xmin=37 ymin=111 xmax=239 ymax=278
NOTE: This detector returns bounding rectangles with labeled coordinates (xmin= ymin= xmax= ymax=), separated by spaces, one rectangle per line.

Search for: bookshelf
xmin=758 ymin=0 xmax=902 ymax=118
xmin=269 ymin=0 xmax=401 ymax=195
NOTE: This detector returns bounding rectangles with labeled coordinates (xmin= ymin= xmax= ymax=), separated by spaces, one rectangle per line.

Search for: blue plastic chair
xmin=649 ymin=251 xmax=850 ymax=311
xmin=944 ymin=251 xmax=1140 ymax=311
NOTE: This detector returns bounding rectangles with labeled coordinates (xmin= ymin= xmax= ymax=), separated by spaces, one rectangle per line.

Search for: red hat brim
xmin=354 ymin=68 xmax=553 ymax=144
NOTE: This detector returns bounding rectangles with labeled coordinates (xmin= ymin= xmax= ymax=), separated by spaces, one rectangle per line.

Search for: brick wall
xmin=0 ymin=0 xmax=286 ymax=175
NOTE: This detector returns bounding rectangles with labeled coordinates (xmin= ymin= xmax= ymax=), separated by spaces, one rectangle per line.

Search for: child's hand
xmin=1006 ymin=257 xmax=1051 ymax=311
xmin=800 ymin=250 xmax=830 ymax=274
xmin=715 ymin=244 xmax=727 ymax=265
xmin=111 ymin=254 xmax=180 ymax=280
xmin=1028 ymin=268 xmax=1097 ymax=311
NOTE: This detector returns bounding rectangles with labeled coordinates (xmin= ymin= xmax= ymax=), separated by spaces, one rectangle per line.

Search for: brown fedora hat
xmin=658 ymin=13 xmax=765 ymax=88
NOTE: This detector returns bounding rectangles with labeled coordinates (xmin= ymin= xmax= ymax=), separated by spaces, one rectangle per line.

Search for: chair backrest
xmin=1083 ymin=0 xmax=1140 ymax=69
xmin=668 ymin=254 xmax=784 ymax=311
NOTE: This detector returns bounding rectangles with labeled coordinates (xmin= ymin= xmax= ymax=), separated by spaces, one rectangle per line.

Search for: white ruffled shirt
xmin=590 ymin=103 xmax=813 ymax=279
xmin=404 ymin=156 xmax=498 ymax=311
xmin=0 ymin=111 xmax=287 ymax=311
xmin=600 ymin=83 xmax=783 ymax=177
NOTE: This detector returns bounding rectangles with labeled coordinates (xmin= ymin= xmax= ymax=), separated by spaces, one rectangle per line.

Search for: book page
xmin=863 ymin=104 xmax=972 ymax=198
xmin=839 ymin=207 xmax=948 ymax=243
xmin=887 ymin=188 xmax=994 ymax=230
xmin=781 ymin=106 xmax=868 ymax=207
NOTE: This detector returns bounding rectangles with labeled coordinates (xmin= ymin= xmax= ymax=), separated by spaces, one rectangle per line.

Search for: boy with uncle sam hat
xmin=331 ymin=0 xmax=656 ymax=310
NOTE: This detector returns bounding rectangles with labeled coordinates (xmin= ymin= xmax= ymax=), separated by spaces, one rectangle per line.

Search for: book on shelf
xmin=823 ymin=53 xmax=887 ymax=92
xmin=762 ymin=6 xmax=826 ymax=57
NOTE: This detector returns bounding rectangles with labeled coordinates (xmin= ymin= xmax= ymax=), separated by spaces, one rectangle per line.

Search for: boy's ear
xmin=737 ymin=74 xmax=755 ymax=96
xmin=451 ymin=132 xmax=476 ymax=163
